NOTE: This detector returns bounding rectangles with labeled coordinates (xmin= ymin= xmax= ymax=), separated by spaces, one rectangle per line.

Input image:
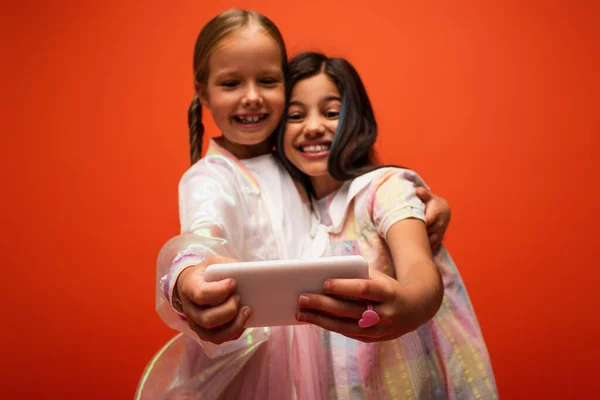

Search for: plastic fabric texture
xmin=136 ymin=144 xmax=328 ymax=399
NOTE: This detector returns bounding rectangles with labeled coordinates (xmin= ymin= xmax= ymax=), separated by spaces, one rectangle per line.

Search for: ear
xmin=194 ymin=80 xmax=211 ymax=109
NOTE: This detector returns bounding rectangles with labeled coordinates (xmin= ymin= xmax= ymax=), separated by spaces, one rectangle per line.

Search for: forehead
xmin=209 ymin=27 xmax=283 ymax=76
xmin=290 ymin=73 xmax=340 ymax=104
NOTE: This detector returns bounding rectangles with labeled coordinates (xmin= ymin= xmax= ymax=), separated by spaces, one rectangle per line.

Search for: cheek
xmin=264 ymin=86 xmax=284 ymax=102
xmin=269 ymin=98 xmax=285 ymax=121
xmin=326 ymin=120 xmax=339 ymax=133
xmin=283 ymin=126 xmax=298 ymax=157
xmin=209 ymin=94 xmax=233 ymax=117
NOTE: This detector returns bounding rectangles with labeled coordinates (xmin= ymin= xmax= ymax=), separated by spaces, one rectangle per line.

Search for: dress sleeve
xmin=370 ymin=169 xmax=427 ymax=239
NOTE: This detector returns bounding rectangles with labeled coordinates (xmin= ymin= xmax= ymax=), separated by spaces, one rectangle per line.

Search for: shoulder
xmin=180 ymin=154 xmax=247 ymax=191
xmin=362 ymin=167 xmax=426 ymax=226
xmin=370 ymin=167 xmax=412 ymax=187
xmin=178 ymin=156 xmax=248 ymax=213
xmin=349 ymin=167 xmax=413 ymax=200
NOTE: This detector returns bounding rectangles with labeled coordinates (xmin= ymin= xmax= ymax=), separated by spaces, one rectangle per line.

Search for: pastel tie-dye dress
xmin=311 ymin=167 xmax=498 ymax=399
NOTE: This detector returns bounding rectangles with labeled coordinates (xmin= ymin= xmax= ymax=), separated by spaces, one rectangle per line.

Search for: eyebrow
xmin=213 ymin=68 xmax=283 ymax=79
xmin=288 ymin=95 xmax=341 ymax=107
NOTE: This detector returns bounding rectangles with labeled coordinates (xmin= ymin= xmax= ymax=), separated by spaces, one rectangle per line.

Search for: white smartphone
xmin=204 ymin=255 xmax=369 ymax=328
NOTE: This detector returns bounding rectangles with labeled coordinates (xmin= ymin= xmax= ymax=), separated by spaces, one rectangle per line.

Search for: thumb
xmin=206 ymin=255 xmax=239 ymax=265
xmin=367 ymin=267 xmax=386 ymax=280
xmin=196 ymin=255 xmax=239 ymax=282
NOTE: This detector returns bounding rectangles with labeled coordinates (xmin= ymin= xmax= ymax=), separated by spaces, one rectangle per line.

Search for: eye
xmin=260 ymin=77 xmax=279 ymax=86
xmin=325 ymin=109 xmax=340 ymax=119
xmin=220 ymin=80 xmax=239 ymax=88
xmin=287 ymin=112 xmax=304 ymax=122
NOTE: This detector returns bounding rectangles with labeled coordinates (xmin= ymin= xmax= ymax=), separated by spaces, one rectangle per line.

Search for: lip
xmin=234 ymin=112 xmax=268 ymax=117
xmin=297 ymin=139 xmax=331 ymax=147
xmin=296 ymin=140 xmax=331 ymax=160
xmin=299 ymin=150 xmax=329 ymax=160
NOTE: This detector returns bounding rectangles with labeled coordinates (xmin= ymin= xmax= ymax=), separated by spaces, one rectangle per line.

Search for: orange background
xmin=2 ymin=0 xmax=598 ymax=398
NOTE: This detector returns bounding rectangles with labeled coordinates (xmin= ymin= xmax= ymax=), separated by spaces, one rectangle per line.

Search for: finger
xmin=428 ymin=232 xmax=439 ymax=245
xmin=401 ymin=169 xmax=418 ymax=184
xmin=345 ymin=331 xmax=400 ymax=343
xmin=184 ymin=255 xmax=237 ymax=278
xmin=427 ymin=217 xmax=447 ymax=237
xmin=415 ymin=186 xmax=433 ymax=203
xmin=191 ymin=307 xmax=252 ymax=345
xmin=186 ymin=294 xmax=241 ymax=329
xmin=424 ymin=209 xmax=438 ymax=228
xmin=183 ymin=277 xmax=237 ymax=306
xmin=296 ymin=309 xmax=383 ymax=338
xmin=344 ymin=334 xmax=380 ymax=343
xmin=434 ymin=217 xmax=446 ymax=230
xmin=430 ymin=218 xmax=447 ymax=236
xmin=323 ymin=277 xmax=391 ymax=302
xmin=187 ymin=255 xmax=240 ymax=279
xmin=431 ymin=240 xmax=441 ymax=254
xmin=298 ymin=293 xmax=365 ymax=319
xmin=425 ymin=205 xmax=441 ymax=227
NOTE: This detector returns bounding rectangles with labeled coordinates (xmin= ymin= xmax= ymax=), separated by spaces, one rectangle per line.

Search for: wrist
xmin=173 ymin=266 xmax=197 ymax=313
xmin=162 ymin=252 xmax=206 ymax=316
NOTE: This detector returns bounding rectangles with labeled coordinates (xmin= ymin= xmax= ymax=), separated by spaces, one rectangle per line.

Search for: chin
xmin=237 ymin=133 xmax=272 ymax=145
xmin=302 ymin=167 xmax=328 ymax=178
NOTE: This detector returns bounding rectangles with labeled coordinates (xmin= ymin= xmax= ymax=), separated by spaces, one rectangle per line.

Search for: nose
xmin=241 ymin=83 xmax=263 ymax=108
xmin=303 ymin=113 xmax=326 ymax=138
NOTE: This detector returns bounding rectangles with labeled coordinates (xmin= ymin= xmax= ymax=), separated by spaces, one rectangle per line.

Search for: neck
xmin=215 ymin=136 xmax=273 ymax=159
xmin=311 ymin=175 xmax=343 ymax=199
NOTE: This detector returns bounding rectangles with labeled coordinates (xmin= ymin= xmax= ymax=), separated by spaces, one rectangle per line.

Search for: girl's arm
xmin=383 ymin=218 xmax=443 ymax=333
xmin=295 ymin=221 xmax=443 ymax=342
xmin=156 ymin=159 xmax=265 ymax=357
xmin=296 ymin=171 xmax=443 ymax=341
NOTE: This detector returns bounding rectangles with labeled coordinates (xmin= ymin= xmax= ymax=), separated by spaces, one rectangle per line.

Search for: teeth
xmin=238 ymin=115 xmax=263 ymax=123
xmin=302 ymin=144 xmax=330 ymax=153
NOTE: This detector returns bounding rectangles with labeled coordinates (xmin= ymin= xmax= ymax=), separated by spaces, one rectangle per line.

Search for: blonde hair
xmin=187 ymin=9 xmax=288 ymax=164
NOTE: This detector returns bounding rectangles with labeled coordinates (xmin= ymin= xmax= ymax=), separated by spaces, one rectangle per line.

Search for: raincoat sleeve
xmin=156 ymin=155 xmax=270 ymax=359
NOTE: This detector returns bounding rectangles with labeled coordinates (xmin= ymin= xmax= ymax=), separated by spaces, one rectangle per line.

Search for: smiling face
xmin=283 ymin=72 xmax=341 ymax=177
xmin=278 ymin=52 xmax=380 ymax=199
xmin=197 ymin=24 xmax=285 ymax=155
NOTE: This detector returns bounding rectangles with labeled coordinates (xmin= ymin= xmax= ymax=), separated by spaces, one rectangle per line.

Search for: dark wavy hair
xmin=276 ymin=52 xmax=395 ymax=200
